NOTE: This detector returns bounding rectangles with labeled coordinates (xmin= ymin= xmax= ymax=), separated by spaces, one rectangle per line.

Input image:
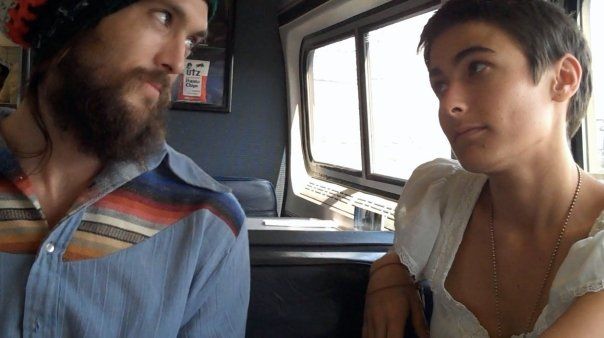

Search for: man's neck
xmin=0 ymin=99 xmax=103 ymax=226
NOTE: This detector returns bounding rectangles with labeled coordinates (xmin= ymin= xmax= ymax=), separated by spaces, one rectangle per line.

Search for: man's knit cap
xmin=0 ymin=0 xmax=217 ymax=59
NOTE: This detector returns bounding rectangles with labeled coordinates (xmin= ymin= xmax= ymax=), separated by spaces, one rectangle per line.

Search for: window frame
xmin=299 ymin=0 xmax=441 ymax=198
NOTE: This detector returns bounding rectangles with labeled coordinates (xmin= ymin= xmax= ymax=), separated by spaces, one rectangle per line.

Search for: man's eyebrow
xmin=157 ymin=0 xmax=208 ymax=38
xmin=428 ymin=45 xmax=495 ymax=79
xmin=194 ymin=30 xmax=208 ymax=42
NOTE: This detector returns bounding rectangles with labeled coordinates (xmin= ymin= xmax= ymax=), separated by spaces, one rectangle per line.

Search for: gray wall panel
xmin=166 ymin=0 xmax=287 ymax=185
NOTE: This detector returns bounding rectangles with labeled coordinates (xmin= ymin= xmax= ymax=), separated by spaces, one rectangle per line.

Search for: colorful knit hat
xmin=0 ymin=0 xmax=217 ymax=58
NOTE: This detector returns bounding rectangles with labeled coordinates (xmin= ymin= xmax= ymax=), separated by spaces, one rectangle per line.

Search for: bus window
xmin=285 ymin=1 xmax=442 ymax=226
xmin=365 ymin=10 xmax=449 ymax=179
xmin=299 ymin=1 xmax=444 ymax=200
xmin=307 ymin=36 xmax=362 ymax=170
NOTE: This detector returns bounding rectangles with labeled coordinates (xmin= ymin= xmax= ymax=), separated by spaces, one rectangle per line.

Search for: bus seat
xmin=248 ymin=258 xmax=370 ymax=337
xmin=246 ymin=230 xmax=398 ymax=338
xmin=215 ymin=177 xmax=278 ymax=217
xmin=247 ymin=261 xmax=432 ymax=337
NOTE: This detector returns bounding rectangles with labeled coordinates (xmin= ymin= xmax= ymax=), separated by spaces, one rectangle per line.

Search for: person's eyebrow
xmin=453 ymin=45 xmax=495 ymax=64
xmin=156 ymin=0 xmax=209 ymax=39
xmin=428 ymin=45 xmax=495 ymax=79
xmin=190 ymin=30 xmax=209 ymax=45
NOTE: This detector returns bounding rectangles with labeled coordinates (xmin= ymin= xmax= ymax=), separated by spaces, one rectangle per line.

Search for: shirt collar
xmin=163 ymin=144 xmax=230 ymax=193
xmin=88 ymin=143 xmax=230 ymax=195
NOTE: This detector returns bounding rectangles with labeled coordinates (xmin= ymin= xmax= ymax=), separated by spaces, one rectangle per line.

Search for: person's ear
xmin=552 ymin=53 xmax=582 ymax=102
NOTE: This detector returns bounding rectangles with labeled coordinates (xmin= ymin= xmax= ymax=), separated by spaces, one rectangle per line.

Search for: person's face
xmin=83 ymin=0 xmax=209 ymax=114
xmin=428 ymin=21 xmax=563 ymax=173
xmin=45 ymin=0 xmax=208 ymax=162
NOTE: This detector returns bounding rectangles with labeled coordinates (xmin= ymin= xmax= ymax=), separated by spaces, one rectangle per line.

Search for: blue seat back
xmin=215 ymin=177 xmax=278 ymax=217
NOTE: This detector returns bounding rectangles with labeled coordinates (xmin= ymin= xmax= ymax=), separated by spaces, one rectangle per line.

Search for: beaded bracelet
xmin=369 ymin=261 xmax=406 ymax=277
xmin=365 ymin=283 xmax=419 ymax=296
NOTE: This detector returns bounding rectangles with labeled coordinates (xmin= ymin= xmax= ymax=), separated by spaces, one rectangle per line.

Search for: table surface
xmin=245 ymin=217 xmax=343 ymax=231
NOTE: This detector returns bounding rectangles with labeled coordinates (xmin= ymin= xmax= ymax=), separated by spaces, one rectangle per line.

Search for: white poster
xmin=182 ymin=60 xmax=210 ymax=98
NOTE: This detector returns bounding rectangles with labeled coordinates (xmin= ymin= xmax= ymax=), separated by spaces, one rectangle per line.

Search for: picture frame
xmin=171 ymin=0 xmax=236 ymax=113
xmin=0 ymin=35 xmax=30 ymax=108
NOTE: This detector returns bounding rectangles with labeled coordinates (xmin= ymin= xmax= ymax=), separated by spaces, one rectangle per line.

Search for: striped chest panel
xmin=0 ymin=162 xmax=244 ymax=261
xmin=0 ymin=176 xmax=48 ymax=254
xmin=63 ymin=166 xmax=244 ymax=261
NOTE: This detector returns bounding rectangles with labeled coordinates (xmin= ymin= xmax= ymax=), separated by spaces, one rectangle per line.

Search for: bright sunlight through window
xmin=308 ymin=37 xmax=362 ymax=170
xmin=365 ymin=11 xmax=450 ymax=179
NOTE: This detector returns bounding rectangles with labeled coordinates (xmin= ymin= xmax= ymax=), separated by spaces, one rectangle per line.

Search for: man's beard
xmin=46 ymin=46 xmax=171 ymax=163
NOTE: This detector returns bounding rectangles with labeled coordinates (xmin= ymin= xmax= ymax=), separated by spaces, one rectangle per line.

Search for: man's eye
xmin=184 ymin=36 xmax=206 ymax=55
xmin=184 ymin=39 xmax=200 ymax=58
xmin=154 ymin=10 xmax=172 ymax=26
xmin=187 ymin=36 xmax=205 ymax=48
xmin=185 ymin=38 xmax=198 ymax=50
xmin=469 ymin=61 xmax=487 ymax=75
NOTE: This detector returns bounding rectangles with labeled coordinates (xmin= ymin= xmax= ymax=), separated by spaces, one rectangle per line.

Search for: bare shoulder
xmin=584 ymin=174 xmax=604 ymax=206
xmin=578 ymin=173 xmax=604 ymax=230
xmin=541 ymin=290 xmax=604 ymax=337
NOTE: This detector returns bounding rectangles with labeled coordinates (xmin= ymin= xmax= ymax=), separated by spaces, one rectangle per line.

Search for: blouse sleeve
xmin=393 ymin=158 xmax=462 ymax=281
xmin=550 ymin=227 xmax=604 ymax=304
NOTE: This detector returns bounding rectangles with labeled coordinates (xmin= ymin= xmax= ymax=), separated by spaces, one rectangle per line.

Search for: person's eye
xmin=185 ymin=36 xmax=204 ymax=49
xmin=184 ymin=41 xmax=193 ymax=58
xmin=184 ymin=36 xmax=206 ymax=57
xmin=153 ymin=10 xmax=172 ymax=27
xmin=431 ymin=81 xmax=448 ymax=96
xmin=468 ymin=61 xmax=488 ymax=75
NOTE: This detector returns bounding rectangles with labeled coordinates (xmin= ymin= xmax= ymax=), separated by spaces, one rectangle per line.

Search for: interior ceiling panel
xmin=277 ymin=0 xmax=331 ymax=25
xmin=278 ymin=0 xmax=307 ymax=14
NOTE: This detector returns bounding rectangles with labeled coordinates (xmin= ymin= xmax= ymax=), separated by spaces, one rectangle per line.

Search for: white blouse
xmin=393 ymin=158 xmax=604 ymax=337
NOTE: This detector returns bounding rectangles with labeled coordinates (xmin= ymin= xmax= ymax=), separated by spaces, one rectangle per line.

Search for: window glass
xmin=307 ymin=37 xmax=362 ymax=170
xmin=586 ymin=0 xmax=604 ymax=174
xmin=365 ymin=11 xmax=450 ymax=179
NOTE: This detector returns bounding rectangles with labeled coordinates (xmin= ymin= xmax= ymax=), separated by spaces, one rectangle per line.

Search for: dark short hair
xmin=418 ymin=0 xmax=592 ymax=138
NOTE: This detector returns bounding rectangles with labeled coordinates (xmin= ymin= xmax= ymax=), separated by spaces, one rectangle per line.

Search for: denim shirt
xmin=0 ymin=109 xmax=250 ymax=337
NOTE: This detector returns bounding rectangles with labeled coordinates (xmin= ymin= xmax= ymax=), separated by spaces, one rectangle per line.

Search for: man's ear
xmin=552 ymin=53 xmax=582 ymax=102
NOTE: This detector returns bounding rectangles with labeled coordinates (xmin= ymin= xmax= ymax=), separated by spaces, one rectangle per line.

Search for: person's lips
xmin=453 ymin=125 xmax=487 ymax=143
xmin=146 ymin=81 xmax=163 ymax=94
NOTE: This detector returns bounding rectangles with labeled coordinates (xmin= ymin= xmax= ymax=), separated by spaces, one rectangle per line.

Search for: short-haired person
xmin=0 ymin=0 xmax=249 ymax=337
xmin=363 ymin=0 xmax=604 ymax=337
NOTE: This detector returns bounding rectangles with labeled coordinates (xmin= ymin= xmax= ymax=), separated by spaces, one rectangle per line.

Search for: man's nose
xmin=155 ymin=37 xmax=186 ymax=75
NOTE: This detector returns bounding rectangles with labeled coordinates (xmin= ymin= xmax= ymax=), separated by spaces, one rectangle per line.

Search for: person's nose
xmin=439 ymin=82 xmax=468 ymax=117
xmin=155 ymin=37 xmax=186 ymax=75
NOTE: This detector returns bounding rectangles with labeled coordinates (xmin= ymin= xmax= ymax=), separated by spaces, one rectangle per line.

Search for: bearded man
xmin=0 ymin=0 xmax=250 ymax=337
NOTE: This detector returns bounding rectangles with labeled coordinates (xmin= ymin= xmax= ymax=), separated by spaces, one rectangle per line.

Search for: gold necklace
xmin=489 ymin=165 xmax=582 ymax=337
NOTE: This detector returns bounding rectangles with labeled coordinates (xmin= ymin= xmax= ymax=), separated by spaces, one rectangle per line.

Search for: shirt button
xmin=45 ymin=242 xmax=55 ymax=253
xmin=32 ymin=319 xmax=39 ymax=331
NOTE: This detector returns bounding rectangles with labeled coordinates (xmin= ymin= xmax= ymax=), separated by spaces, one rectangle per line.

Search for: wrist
xmin=366 ymin=282 xmax=419 ymax=296
xmin=370 ymin=252 xmax=411 ymax=277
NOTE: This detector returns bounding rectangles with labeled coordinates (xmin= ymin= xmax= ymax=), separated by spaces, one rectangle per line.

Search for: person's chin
xmin=122 ymin=94 xmax=154 ymax=115
xmin=132 ymin=88 xmax=170 ymax=111
xmin=453 ymin=147 xmax=494 ymax=174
